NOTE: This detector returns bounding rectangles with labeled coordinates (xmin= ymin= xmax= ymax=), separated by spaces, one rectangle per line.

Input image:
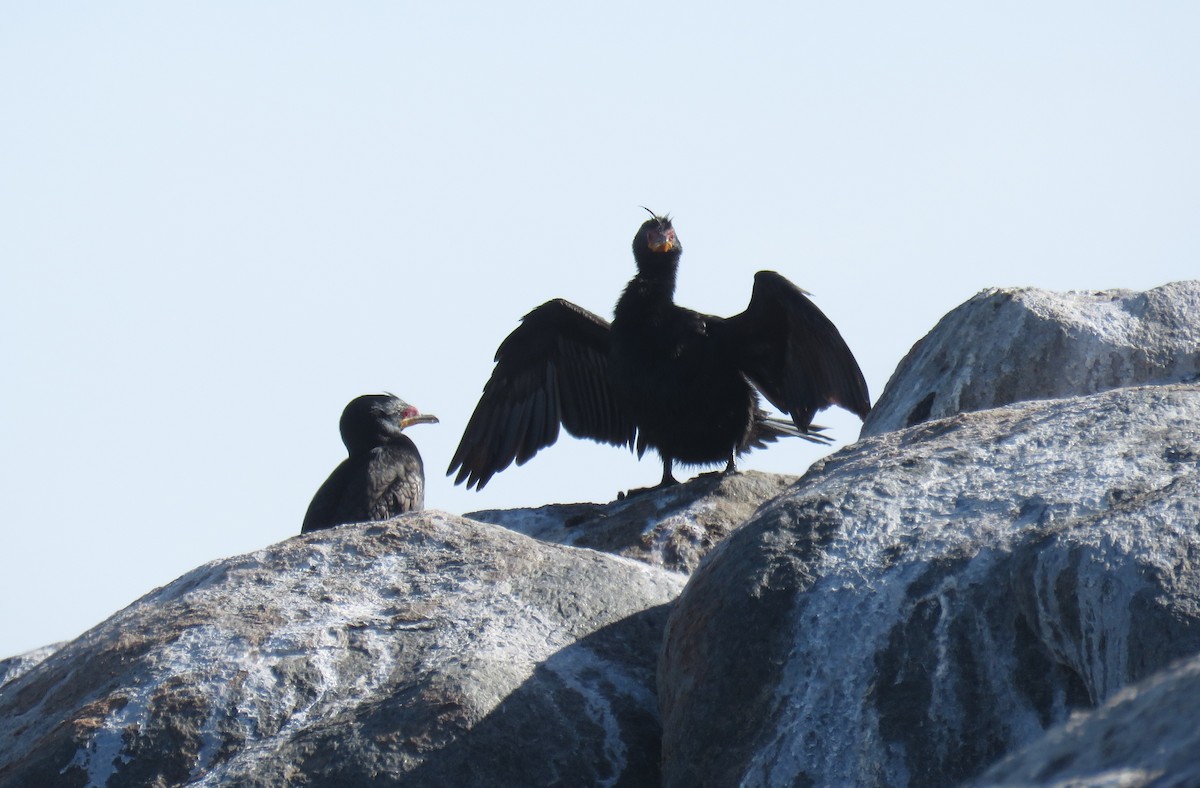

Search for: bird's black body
xmin=302 ymin=394 xmax=438 ymax=533
xmin=449 ymin=213 xmax=871 ymax=491
xmin=610 ymin=240 xmax=757 ymax=470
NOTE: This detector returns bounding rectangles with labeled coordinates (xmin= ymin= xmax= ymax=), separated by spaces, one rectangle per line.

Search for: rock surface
xmin=469 ymin=470 xmax=796 ymax=573
xmin=659 ymin=382 xmax=1200 ymax=787
xmin=862 ymin=281 xmax=1200 ymax=436
xmin=6 ymin=282 xmax=1200 ymax=787
xmin=0 ymin=513 xmax=685 ymax=787
xmin=972 ymin=653 xmax=1200 ymax=787
xmin=0 ymin=643 xmax=62 ymax=691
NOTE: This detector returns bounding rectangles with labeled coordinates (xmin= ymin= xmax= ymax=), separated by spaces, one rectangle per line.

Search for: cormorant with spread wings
xmin=448 ymin=211 xmax=870 ymax=492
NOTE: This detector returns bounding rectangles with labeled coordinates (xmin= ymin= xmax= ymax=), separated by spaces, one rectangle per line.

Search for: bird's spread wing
xmin=719 ymin=271 xmax=870 ymax=430
xmin=448 ymin=299 xmax=635 ymax=489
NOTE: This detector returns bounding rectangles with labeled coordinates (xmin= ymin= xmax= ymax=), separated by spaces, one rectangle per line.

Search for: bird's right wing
xmin=448 ymin=299 xmax=635 ymax=490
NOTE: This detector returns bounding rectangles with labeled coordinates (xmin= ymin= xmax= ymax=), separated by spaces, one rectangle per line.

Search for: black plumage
xmin=448 ymin=212 xmax=870 ymax=491
xmin=301 ymin=394 xmax=438 ymax=533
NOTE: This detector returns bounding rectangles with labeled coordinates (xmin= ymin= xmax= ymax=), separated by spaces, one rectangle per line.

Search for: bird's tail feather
xmin=745 ymin=416 xmax=833 ymax=451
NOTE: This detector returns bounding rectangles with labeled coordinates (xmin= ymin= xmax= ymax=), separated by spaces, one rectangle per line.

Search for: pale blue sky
xmin=2 ymin=3 xmax=1197 ymax=658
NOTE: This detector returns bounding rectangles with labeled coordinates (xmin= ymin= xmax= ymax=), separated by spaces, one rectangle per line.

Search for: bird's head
xmin=340 ymin=393 xmax=438 ymax=454
xmin=632 ymin=209 xmax=682 ymax=273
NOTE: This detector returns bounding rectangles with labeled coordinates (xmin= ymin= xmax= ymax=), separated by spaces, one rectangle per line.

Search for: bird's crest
xmin=639 ymin=206 xmax=672 ymax=225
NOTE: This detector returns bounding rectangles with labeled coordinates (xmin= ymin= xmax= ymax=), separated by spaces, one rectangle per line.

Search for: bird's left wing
xmin=719 ymin=270 xmax=870 ymax=430
xmin=448 ymin=299 xmax=635 ymax=490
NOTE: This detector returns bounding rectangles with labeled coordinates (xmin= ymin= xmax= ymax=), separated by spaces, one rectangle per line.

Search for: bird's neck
xmin=631 ymin=264 xmax=678 ymax=298
xmin=615 ymin=269 xmax=676 ymax=318
xmin=345 ymin=432 xmax=412 ymax=457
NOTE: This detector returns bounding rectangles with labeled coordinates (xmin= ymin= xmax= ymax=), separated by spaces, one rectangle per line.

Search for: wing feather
xmin=720 ymin=271 xmax=870 ymax=430
xmin=448 ymin=299 xmax=635 ymax=489
xmin=368 ymin=446 xmax=425 ymax=518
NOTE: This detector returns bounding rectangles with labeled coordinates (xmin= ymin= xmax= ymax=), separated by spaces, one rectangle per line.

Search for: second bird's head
xmin=632 ymin=210 xmax=682 ymax=272
xmin=340 ymin=393 xmax=438 ymax=454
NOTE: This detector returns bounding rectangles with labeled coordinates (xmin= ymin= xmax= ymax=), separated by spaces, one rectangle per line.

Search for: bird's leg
xmin=699 ymin=454 xmax=739 ymax=482
xmin=659 ymin=457 xmax=679 ymax=488
xmin=617 ymin=457 xmax=679 ymax=501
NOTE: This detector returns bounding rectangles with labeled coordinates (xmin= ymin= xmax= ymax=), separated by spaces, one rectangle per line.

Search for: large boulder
xmin=862 ymin=281 xmax=1200 ymax=436
xmin=7 ymin=282 xmax=1200 ymax=787
xmin=0 ymin=513 xmax=685 ymax=787
xmin=469 ymin=470 xmax=797 ymax=573
xmin=659 ymin=382 xmax=1200 ymax=787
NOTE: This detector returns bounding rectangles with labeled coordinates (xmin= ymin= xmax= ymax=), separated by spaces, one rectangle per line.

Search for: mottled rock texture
xmin=659 ymin=383 xmax=1200 ymax=787
xmin=862 ymin=281 xmax=1200 ymax=436
xmin=0 ymin=514 xmax=684 ymax=787
xmin=0 ymin=643 xmax=61 ymax=691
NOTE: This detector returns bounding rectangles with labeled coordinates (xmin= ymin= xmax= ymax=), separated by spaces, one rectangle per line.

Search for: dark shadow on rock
xmin=859 ymin=493 xmax=1200 ymax=788
xmin=868 ymin=550 xmax=1091 ymax=787
xmin=860 ymin=496 xmax=1200 ymax=787
xmin=658 ymin=495 xmax=846 ymax=788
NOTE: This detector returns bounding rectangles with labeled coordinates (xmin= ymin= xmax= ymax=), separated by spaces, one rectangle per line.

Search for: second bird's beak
xmin=401 ymin=412 xmax=439 ymax=429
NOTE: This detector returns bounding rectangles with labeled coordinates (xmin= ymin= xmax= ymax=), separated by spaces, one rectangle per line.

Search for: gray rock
xmin=9 ymin=283 xmax=1200 ymax=786
xmin=0 ymin=643 xmax=63 ymax=690
xmin=0 ymin=512 xmax=685 ymax=787
xmin=973 ymin=654 xmax=1200 ymax=787
xmin=659 ymin=383 xmax=1200 ymax=787
xmin=469 ymin=470 xmax=797 ymax=573
xmin=862 ymin=281 xmax=1200 ymax=437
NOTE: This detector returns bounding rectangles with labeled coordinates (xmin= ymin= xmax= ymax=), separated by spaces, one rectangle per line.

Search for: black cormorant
xmin=448 ymin=212 xmax=870 ymax=492
xmin=302 ymin=394 xmax=438 ymax=533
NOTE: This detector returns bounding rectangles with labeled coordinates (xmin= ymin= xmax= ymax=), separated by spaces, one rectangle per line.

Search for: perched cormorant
xmin=448 ymin=211 xmax=870 ymax=492
xmin=301 ymin=394 xmax=438 ymax=533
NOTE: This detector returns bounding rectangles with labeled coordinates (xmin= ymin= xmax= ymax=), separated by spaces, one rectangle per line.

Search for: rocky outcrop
xmin=0 ymin=514 xmax=685 ymax=787
xmin=862 ymin=281 xmax=1200 ymax=436
xmin=659 ymin=382 xmax=1200 ymax=787
xmin=0 ymin=644 xmax=62 ymax=691
xmin=5 ymin=281 xmax=1200 ymax=787
xmin=470 ymin=470 xmax=796 ymax=573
